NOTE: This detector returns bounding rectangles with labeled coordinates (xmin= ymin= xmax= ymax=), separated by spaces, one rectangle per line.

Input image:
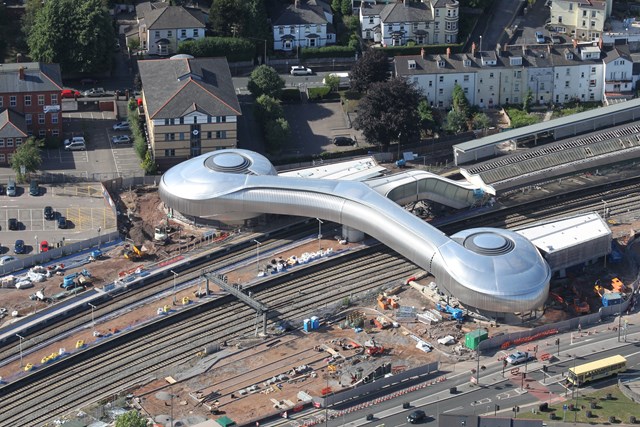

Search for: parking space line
xmin=107 ymin=129 xmax=121 ymax=175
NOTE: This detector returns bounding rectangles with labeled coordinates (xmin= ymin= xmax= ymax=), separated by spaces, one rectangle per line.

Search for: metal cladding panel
xmin=159 ymin=150 xmax=552 ymax=313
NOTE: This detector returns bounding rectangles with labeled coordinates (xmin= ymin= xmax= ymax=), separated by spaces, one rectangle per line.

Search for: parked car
xmin=82 ymin=88 xmax=106 ymax=97
xmin=65 ymin=141 xmax=86 ymax=151
xmin=112 ymin=121 xmax=129 ymax=131
xmin=64 ymin=136 xmax=86 ymax=146
xmin=44 ymin=206 xmax=55 ymax=220
xmin=535 ymin=31 xmax=545 ymax=43
xmin=6 ymin=179 xmax=16 ymax=197
xmin=111 ymin=135 xmax=131 ymax=144
xmin=61 ymin=89 xmax=81 ymax=99
xmin=40 ymin=240 xmax=49 ymax=252
xmin=8 ymin=218 xmax=18 ymax=230
xmin=58 ymin=216 xmax=67 ymax=229
xmin=506 ymin=351 xmax=531 ymax=365
xmin=29 ymin=179 xmax=39 ymax=196
xmin=290 ymin=65 xmax=313 ymax=76
xmin=0 ymin=255 xmax=17 ymax=265
xmin=14 ymin=239 xmax=25 ymax=254
xmin=407 ymin=410 xmax=427 ymax=424
xmin=333 ymin=136 xmax=356 ymax=146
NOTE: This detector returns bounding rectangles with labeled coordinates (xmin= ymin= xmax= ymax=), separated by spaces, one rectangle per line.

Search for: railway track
xmin=3 ymin=174 xmax=640 ymax=425
xmin=0 ymin=247 xmax=421 ymax=427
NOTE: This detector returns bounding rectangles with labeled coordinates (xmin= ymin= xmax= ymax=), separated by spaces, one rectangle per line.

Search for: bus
xmin=567 ymin=354 xmax=627 ymax=386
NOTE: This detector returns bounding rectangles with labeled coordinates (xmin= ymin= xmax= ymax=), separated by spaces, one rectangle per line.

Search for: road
xmin=232 ymin=72 xmax=330 ymax=94
xmin=266 ymin=320 xmax=640 ymax=427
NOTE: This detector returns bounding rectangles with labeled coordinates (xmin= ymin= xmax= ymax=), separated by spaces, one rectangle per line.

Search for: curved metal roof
xmin=159 ymin=149 xmax=550 ymax=313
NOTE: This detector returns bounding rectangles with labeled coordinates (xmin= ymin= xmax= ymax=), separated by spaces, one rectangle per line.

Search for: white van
xmin=322 ymin=72 xmax=350 ymax=89
xmin=65 ymin=141 xmax=86 ymax=151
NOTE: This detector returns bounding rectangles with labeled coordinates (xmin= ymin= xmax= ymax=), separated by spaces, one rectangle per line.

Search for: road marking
xmin=376 ymin=407 xmax=405 ymax=417
xmin=443 ymin=406 xmax=463 ymax=413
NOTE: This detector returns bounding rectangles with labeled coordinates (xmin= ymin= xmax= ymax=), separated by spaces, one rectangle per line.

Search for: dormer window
xmin=463 ymin=59 xmax=471 ymax=67
xmin=510 ymin=56 xmax=522 ymax=66
xmin=408 ymin=60 xmax=417 ymax=69
xmin=564 ymin=49 xmax=573 ymax=60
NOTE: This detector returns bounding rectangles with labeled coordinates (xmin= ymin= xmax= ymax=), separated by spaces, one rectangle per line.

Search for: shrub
xmin=308 ymin=86 xmax=332 ymax=100
xmin=178 ymin=37 xmax=254 ymax=61
xmin=281 ymin=88 xmax=301 ymax=102
xmin=505 ymin=108 xmax=541 ymax=128
xmin=300 ymin=45 xmax=356 ymax=59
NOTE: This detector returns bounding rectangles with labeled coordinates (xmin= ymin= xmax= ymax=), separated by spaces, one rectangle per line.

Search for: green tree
xmin=0 ymin=3 xmax=8 ymax=60
xmin=21 ymin=0 xmax=44 ymax=41
xmin=248 ymin=65 xmax=285 ymax=99
xmin=254 ymin=94 xmax=284 ymax=123
xmin=451 ymin=84 xmax=470 ymax=117
xmin=417 ymin=99 xmax=436 ymax=131
xmin=331 ymin=0 xmax=342 ymax=14
xmin=10 ymin=137 xmax=43 ymax=181
xmin=115 ymin=410 xmax=147 ymax=427
xmin=341 ymin=0 xmax=352 ymax=16
xmin=353 ymin=78 xmax=421 ymax=152
xmin=443 ymin=109 xmax=468 ymax=134
xmin=350 ymin=49 xmax=389 ymax=92
xmin=127 ymin=36 xmax=140 ymax=52
xmin=324 ymin=74 xmax=341 ymax=92
xmin=523 ymin=88 xmax=534 ymax=112
xmin=264 ymin=117 xmax=290 ymax=152
xmin=242 ymin=0 xmax=271 ymax=42
xmin=27 ymin=0 xmax=114 ymax=74
xmin=141 ymin=150 xmax=157 ymax=175
xmin=472 ymin=112 xmax=491 ymax=131
xmin=210 ymin=0 xmax=244 ymax=36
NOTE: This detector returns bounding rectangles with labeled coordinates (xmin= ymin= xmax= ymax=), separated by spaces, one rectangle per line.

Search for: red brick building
xmin=0 ymin=62 xmax=63 ymax=165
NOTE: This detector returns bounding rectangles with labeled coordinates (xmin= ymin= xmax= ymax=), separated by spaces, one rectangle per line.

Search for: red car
xmin=61 ymin=89 xmax=80 ymax=99
xmin=40 ymin=240 xmax=49 ymax=252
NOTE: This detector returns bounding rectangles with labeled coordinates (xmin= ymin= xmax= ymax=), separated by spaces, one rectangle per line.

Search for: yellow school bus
xmin=567 ymin=355 xmax=627 ymax=386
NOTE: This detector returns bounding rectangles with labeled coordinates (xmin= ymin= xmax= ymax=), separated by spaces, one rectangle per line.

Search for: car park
xmin=333 ymin=136 xmax=356 ymax=146
xmin=82 ymin=88 xmax=106 ymax=97
xmin=65 ymin=141 xmax=86 ymax=151
xmin=58 ymin=216 xmax=67 ymax=229
xmin=112 ymin=121 xmax=129 ymax=131
xmin=0 ymin=184 xmax=4 ymax=195
xmin=0 ymin=255 xmax=17 ymax=265
xmin=61 ymin=89 xmax=81 ymax=99
xmin=64 ymin=136 xmax=86 ymax=146
xmin=535 ymin=31 xmax=545 ymax=43
xmin=14 ymin=239 xmax=25 ymax=254
xmin=407 ymin=410 xmax=427 ymax=424
xmin=290 ymin=65 xmax=313 ymax=76
xmin=8 ymin=218 xmax=18 ymax=230
xmin=111 ymin=135 xmax=131 ymax=144
xmin=6 ymin=180 xmax=16 ymax=197
xmin=44 ymin=206 xmax=55 ymax=220
xmin=506 ymin=351 xmax=531 ymax=365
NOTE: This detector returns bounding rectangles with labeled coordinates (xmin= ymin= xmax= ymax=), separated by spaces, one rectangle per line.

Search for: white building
xmin=271 ymin=0 xmax=335 ymax=52
xmin=549 ymin=0 xmax=612 ymax=41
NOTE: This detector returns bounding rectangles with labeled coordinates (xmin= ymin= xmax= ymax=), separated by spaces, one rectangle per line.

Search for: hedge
xmin=178 ymin=37 xmax=254 ymax=61
xmin=300 ymin=45 xmax=357 ymax=59
xmin=307 ymin=86 xmax=332 ymax=100
xmin=281 ymin=88 xmax=301 ymax=102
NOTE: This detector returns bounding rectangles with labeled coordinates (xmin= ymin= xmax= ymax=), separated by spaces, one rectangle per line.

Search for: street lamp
xmin=88 ymin=303 xmax=96 ymax=334
xmin=16 ymin=334 xmax=24 ymax=368
xmin=170 ymin=270 xmax=178 ymax=305
xmin=251 ymin=239 xmax=262 ymax=276
xmin=316 ymin=218 xmax=323 ymax=252
xmin=479 ymin=35 xmax=483 ymax=53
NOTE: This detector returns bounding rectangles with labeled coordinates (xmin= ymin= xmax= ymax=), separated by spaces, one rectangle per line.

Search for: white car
xmin=63 ymin=136 xmax=86 ymax=146
xmin=0 ymin=255 xmax=17 ymax=265
xmin=535 ymin=31 xmax=545 ymax=43
xmin=506 ymin=351 xmax=531 ymax=365
xmin=112 ymin=121 xmax=129 ymax=131
xmin=290 ymin=65 xmax=313 ymax=76
xmin=111 ymin=135 xmax=131 ymax=144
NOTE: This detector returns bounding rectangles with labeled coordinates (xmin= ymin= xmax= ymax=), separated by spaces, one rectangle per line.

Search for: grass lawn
xmin=521 ymin=385 xmax=638 ymax=424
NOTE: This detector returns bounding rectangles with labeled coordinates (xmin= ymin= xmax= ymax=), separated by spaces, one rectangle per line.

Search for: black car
xmin=8 ymin=218 xmax=18 ymax=231
xmin=14 ymin=239 xmax=25 ymax=254
xmin=57 ymin=216 xmax=67 ymax=229
xmin=44 ymin=206 xmax=55 ymax=220
xmin=407 ymin=410 xmax=427 ymax=424
xmin=333 ymin=136 xmax=356 ymax=146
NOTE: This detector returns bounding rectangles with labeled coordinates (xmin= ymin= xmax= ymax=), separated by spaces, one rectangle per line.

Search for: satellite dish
xmin=192 ymin=129 xmax=199 ymax=136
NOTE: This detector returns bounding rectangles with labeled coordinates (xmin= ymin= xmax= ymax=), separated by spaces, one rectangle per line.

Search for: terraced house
xmin=138 ymin=57 xmax=241 ymax=170
xmin=549 ymin=0 xmax=612 ymax=41
xmin=359 ymin=0 xmax=459 ymax=46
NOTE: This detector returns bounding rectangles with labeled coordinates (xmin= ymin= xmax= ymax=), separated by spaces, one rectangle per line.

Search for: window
xmin=305 ymin=25 xmax=310 ymax=33
xmin=6 ymin=153 xmax=12 ymax=163
xmin=514 ymin=83 xmax=519 ymax=92
xmin=413 ymin=23 xmax=418 ymax=31
xmin=52 ymin=129 xmax=59 ymax=137
xmin=0 ymin=96 xmax=3 ymax=107
xmin=51 ymin=114 xmax=58 ymax=124
xmin=591 ymin=21 xmax=596 ymax=27
xmin=569 ymin=3 xmax=572 ymax=10
xmin=540 ymin=82 xmax=545 ymax=90
xmin=16 ymin=138 xmax=22 ymax=146
xmin=216 ymin=130 xmax=227 ymax=139
xmin=565 ymin=81 xmax=570 ymax=88
xmin=25 ymin=114 xmax=32 ymax=125
xmin=515 ymin=70 xmax=522 ymax=78
xmin=463 ymin=87 xmax=468 ymax=94
xmin=369 ymin=17 xmax=374 ymax=24
xmin=10 ymin=96 xmax=16 ymax=107
xmin=591 ymin=67 xmax=596 ymax=73
xmin=179 ymin=132 xmax=185 ymax=140
xmin=168 ymin=133 xmax=176 ymax=140
xmin=388 ymin=24 xmax=393 ymax=31
xmin=155 ymin=31 xmax=160 ymax=38
xmin=193 ymin=29 xmax=198 ymax=37
xmin=38 ymin=113 xmax=45 ymax=124
xmin=435 ymin=22 xmax=439 ymax=30
xmin=179 ymin=117 xmax=184 ymax=125
xmin=38 ymin=130 xmax=46 ymax=137
xmin=38 ymin=95 xmax=44 ymax=105
xmin=428 ymin=80 xmax=433 ymax=87
xmin=489 ymin=73 xmax=494 ymax=78
xmin=51 ymin=94 xmax=58 ymax=105
xmin=592 ymin=11 xmax=596 ymax=17
xmin=583 ymin=10 xmax=587 ymax=17
xmin=464 ymin=75 xmax=469 ymax=81
xmin=25 ymin=95 xmax=31 ymax=106
xmin=438 ymin=88 xmax=443 ymax=95
xmin=289 ymin=26 xmax=295 ymax=33
xmin=165 ymin=149 xmax=175 ymax=157
xmin=181 ymin=29 xmax=187 ymax=38
xmin=207 ymin=131 xmax=212 ymax=139
xmin=316 ymin=25 xmax=320 ymax=32
xmin=164 ymin=119 xmax=170 ymax=125
xmin=439 ymin=76 xmax=443 ymax=83
xmin=216 ymin=116 xmax=227 ymax=123
xmin=566 ymin=68 xmax=571 ymax=76
xmin=589 ymin=79 xmax=596 ymax=87
xmin=0 ymin=139 xmax=4 ymax=147
xmin=167 ymin=30 xmax=172 ymax=37
xmin=435 ymin=9 xmax=439 ymax=16
xmin=0 ymin=154 xmax=5 ymax=163
xmin=7 ymin=138 xmax=14 ymax=147
xmin=278 ymin=26 xmax=284 ymax=35
xmin=581 ymin=72 xmax=585 ymax=78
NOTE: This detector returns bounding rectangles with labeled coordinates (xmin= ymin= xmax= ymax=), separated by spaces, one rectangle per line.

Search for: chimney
xmin=547 ymin=44 xmax=551 ymax=53
xmin=421 ymin=47 xmax=426 ymax=59
xmin=572 ymin=38 xmax=577 ymax=49
xmin=598 ymin=36 xmax=603 ymax=50
xmin=446 ymin=47 xmax=451 ymax=58
xmin=471 ymin=42 xmax=476 ymax=58
xmin=18 ymin=66 xmax=25 ymax=81
xmin=295 ymin=0 xmax=299 ymax=8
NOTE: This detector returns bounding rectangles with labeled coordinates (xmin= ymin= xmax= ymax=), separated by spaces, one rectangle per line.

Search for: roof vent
xmin=205 ymin=152 xmax=253 ymax=174
xmin=462 ymin=232 xmax=515 ymax=256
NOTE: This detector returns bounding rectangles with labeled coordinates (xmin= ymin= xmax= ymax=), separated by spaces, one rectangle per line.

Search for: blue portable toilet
xmin=303 ymin=319 xmax=311 ymax=332
xmin=311 ymin=316 xmax=320 ymax=329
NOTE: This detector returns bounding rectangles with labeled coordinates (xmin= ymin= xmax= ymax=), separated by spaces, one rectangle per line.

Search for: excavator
xmin=124 ymin=245 xmax=144 ymax=261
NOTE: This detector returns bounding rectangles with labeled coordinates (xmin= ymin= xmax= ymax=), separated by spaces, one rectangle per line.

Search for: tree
xmin=141 ymin=150 xmax=157 ymax=175
xmin=115 ymin=410 xmax=147 ymax=427
xmin=443 ymin=109 xmax=468 ymax=134
xmin=264 ymin=117 xmax=290 ymax=152
xmin=523 ymin=89 xmax=534 ymax=112
xmin=353 ymin=78 xmax=421 ymax=152
xmin=451 ymin=84 xmax=470 ymax=118
xmin=27 ymin=0 xmax=114 ymax=74
xmin=254 ymin=94 xmax=284 ymax=123
xmin=0 ymin=3 xmax=8 ymax=60
xmin=341 ymin=0 xmax=352 ymax=16
xmin=350 ymin=49 xmax=389 ymax=92
xmin=10 ymin=137 xmax=43 ymax=181
xmin=417 ymin=99 xmax=436 ymax=132
xmin=472 ymin=112 xmax=491 ymax=131
xmin=247 ymin=65 xmax=285 ymax=99
xmin=324 ymin=74 xmax=341 ymax=92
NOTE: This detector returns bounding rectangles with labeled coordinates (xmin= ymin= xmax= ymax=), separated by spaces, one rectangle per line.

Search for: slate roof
xmin=138 ymin=57 xmax=241 ymax=120
xmin=381 ymin=1 xmax=433 ymax=22
xmin=136 ymin=1 xmax=205 ymax=30
xmin=602 ymin=44 xmax=632 ymax=63
xmin=0 ymin=62 xmax=63 ymax=94
xmin=0 ymin=109 xmax=28 ymax=138
xmin=360 ymin=2 xmax=387 ymax=16
xmin=272 ymin=0 xmax=330 ymax=26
